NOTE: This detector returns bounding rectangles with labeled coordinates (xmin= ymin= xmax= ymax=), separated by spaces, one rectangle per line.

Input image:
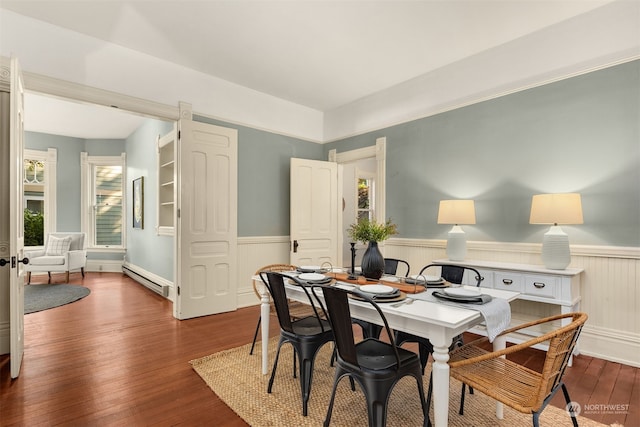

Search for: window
xmin=81 ymin=153 xmax=126 ymax=249
xmin=357 ymin=176 xmax=375 ymax=223
xmin=24 ymin=148 xmax=57 ymax=247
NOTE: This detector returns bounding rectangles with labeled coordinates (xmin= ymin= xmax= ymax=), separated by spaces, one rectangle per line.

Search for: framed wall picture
xmin=133 ymin=176 xmax=144 ymax=229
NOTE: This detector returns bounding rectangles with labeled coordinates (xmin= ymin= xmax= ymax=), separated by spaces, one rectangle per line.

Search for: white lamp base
xmin=541 ymin=225 xmax=571 ymax=270
xmin=446 ymin=225 xmax=467 ymax=262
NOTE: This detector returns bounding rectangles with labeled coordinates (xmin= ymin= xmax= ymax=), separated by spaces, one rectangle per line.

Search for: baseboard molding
xmin=86 ymin=259 xmax=124 ymax=273
xmin=579 ymin=325 xmax=640 ymax=368
xmin=122 ymin=262 xmax=173 ymax=300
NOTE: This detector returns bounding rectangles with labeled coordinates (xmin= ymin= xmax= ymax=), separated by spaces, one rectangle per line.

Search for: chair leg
xmin=65 ymin=271 xmax=70 ymax=283
xmin=299 ymin=356 xmax=315 ymax=416
xmin=459 ymin=383 xmax=467 ymax=415
xmin=561 ymin=383 xmax=580 ymax=427
xmin=267 ymin=339 xmax=285 ymax=393
xmin=27 ymin=272 xmax=31 ymax=284
xmin=249 ymin=316 xmax=261 ymax=355
xmin=81 ymin=267 xmax=85 ymax=278
xmin=47 ymin=272 xmax=51 ymax=284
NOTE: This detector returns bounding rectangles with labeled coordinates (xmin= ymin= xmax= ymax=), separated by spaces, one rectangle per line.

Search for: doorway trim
xmin=328 ymin=137 xmax=386 ymax=225
xmin=23 ymin=72 xmax=179 ymax=121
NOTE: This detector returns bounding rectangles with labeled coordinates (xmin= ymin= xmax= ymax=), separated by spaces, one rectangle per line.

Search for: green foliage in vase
xmin=347 ymin=218 xmax=398 ymax=243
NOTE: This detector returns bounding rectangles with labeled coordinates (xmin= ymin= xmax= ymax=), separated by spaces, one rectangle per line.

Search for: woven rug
xmin=24 ymin=284 xmax=91 ymax=314
xmin=191 ymin=338 xmax=611 ymax=427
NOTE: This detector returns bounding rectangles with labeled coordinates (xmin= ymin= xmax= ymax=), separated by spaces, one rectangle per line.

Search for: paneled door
xmin=290 ymin=158 xmax=339 ymax=267
xmin=9 ymin=57 xmax=26 ymax=378
xmin=174 ymin=118 xmax=238 ymax=320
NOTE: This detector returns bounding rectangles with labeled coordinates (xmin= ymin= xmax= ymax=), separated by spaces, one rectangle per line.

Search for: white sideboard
xmin=433 ymin=259 xmax=584 ymax=354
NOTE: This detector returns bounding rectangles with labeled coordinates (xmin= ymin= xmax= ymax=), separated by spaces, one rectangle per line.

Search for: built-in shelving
xmin=157 ymin=125 xmax=177 ymax=236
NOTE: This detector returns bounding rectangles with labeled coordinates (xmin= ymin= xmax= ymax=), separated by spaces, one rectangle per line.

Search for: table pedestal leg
xmin=261 ymin=293 xmax=270 ymax=375
xmin=431 ymin=344 xmax=450 ymax=427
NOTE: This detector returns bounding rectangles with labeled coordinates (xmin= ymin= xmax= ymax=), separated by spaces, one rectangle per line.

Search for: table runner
xmin=407 ymin=289 xmax=511 ymax=342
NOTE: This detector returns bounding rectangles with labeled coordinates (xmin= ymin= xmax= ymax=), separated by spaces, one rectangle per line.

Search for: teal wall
xmin=194 ymin=115 xmax=325 ymax=237
xmin=125 ymin=119 xmax=174 ymax=280
xmin=325 ymin=60 xmax=640 ymax=247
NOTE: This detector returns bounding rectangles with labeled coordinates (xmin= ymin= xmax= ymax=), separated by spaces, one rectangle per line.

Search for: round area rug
xmin=24 ymin=284 xmax=91 ymax=314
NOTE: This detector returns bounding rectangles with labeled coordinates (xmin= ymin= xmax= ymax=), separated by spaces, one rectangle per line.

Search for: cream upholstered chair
xmin=25 ymin=232 xmax=87 ymax=284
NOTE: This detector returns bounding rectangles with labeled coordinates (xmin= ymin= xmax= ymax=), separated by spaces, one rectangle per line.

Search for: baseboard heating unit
xmin=122 ymin=265 xmax=170 ymax=297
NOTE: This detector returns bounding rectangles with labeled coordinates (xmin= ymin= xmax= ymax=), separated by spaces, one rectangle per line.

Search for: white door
xmin=10 ymin=57 xmax=26 ymax=378
xmin=290 ymin=158 xmax=339 ymax=267
xmin=174 ymin=119 xmax=237 ymax=320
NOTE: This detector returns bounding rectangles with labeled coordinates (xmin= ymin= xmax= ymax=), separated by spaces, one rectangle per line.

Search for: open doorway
xmin=329 ymin=137 xmax=386 ymax=267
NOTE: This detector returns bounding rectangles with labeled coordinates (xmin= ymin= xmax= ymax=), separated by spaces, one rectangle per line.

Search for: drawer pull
xmin=502 ymin=279 xmax=513 ymax=285
xmin=533 ymin=282 xmax=546 ymax=289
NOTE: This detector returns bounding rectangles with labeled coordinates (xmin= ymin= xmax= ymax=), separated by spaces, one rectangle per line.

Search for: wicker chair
xmin=249 ymin=264 xmax=317 ymax=355
xmin=447 ymin=312 xmax=588 ymax=427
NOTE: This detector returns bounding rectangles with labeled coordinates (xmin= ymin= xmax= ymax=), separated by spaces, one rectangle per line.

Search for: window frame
xmin=81 ymin=152 xmax=127 ymax=251
xmin=24 ymin=148 xmax=57 ymax=247
xmin=355 ymin=172 xmax=375 ymax=224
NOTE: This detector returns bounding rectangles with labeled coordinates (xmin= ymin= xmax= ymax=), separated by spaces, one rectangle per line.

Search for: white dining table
xmin=253 ymin=273 xmax=520 ymax=427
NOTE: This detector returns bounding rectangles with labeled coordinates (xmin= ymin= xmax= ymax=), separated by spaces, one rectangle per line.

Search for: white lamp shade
xmin=437 ymin=200 xmax=476 ymax=225
xmin=529 ymin=193 xmax=583 ymax=225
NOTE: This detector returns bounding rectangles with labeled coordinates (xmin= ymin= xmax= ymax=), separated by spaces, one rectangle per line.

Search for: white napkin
xmin=408 ymin=290 xmax=511 ymax=342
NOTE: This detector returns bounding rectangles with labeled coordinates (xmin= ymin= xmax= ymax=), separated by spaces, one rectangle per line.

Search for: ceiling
xmin=3 ymin=0 xmax=616 ymax=139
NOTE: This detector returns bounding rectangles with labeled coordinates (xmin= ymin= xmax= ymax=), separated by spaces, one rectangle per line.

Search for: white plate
xmin=299 ymin=265 xmax=322 ymax=271
xmin=359 ymin=284 xmax=395 ymax=294
xmin=410 ymin=274 xmax=442 ymax=282
xmin=298 ymin=273 xmax=327 ymax=281
xmin=381 ymin=276 xmax=399 ymax=282
xmin=443 ymin=287 xmax=481 ymax=297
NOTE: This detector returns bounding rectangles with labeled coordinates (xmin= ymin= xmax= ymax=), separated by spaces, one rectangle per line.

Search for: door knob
xmin=0 ymin=258 xmax=9 ymax=267
xmin=18 ymin=257 xmax=29 ymax=265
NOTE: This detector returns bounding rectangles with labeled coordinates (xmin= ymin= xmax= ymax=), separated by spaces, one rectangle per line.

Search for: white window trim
xmin=81 ymin=152 xmax=126 ymax=250
xmin=24 ymin=148 xmax=57 ymax=245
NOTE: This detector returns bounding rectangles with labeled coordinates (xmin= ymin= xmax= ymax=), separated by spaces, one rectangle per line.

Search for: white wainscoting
xmin=384 ymin=238 xmax=640 ymax=367
xmin=237 ymin=235 xmax=640 ymax=367
xmin=237 ymin=236 xmax=291 ymax=309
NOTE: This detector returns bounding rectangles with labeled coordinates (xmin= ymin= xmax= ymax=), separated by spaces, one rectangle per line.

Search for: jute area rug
xmin=191 ymin=337 xmax=610 ymax=427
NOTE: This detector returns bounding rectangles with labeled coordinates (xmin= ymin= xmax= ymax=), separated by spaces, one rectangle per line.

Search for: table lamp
xmin=529 ymin=193 xmax=583 ymax=270
xmin=437 ymin=199 xmax=476 ymax=261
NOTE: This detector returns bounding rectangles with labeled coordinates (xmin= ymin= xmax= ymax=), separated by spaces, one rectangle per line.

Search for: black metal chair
xmin=319 ymin=285 xmax=430 ymax=427
xmin=395 ymin=263 xmax=483 ymax=373
xmin=260 ymin=271 xmax=334 ymax=416
xmin=352 ymin=258 xmax=411 ymax=340
xmin=383 ymin=258 xmax=410 ymax=277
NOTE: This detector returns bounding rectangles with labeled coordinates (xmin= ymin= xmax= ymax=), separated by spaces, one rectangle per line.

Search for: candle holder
xmin=348 ymin=242 xmax=357 ymax=280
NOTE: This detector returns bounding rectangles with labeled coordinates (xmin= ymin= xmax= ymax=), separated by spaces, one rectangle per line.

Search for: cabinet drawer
xmin=463 ymin=268 xmax=493 ymax=289
xmin=494 ymin=272 xmax=523 ymax=292
xmin=524 ymin=275 xmax=559 ymax=299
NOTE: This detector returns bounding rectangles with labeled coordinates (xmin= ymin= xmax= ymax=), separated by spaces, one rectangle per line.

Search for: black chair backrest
xmin=320 ymin=286 xmax=400 ymax=368
xmin=384 ymin=258 xmax=410 ymax=277
xmin=259 ymin=271 xmax=329 ymax=334
xmin=419 ymin=263 xmax=483 ymax=286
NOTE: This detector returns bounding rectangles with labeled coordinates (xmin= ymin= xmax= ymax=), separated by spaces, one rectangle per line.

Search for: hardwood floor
xmin=1 ymin=273 xmax=637 ymax=426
